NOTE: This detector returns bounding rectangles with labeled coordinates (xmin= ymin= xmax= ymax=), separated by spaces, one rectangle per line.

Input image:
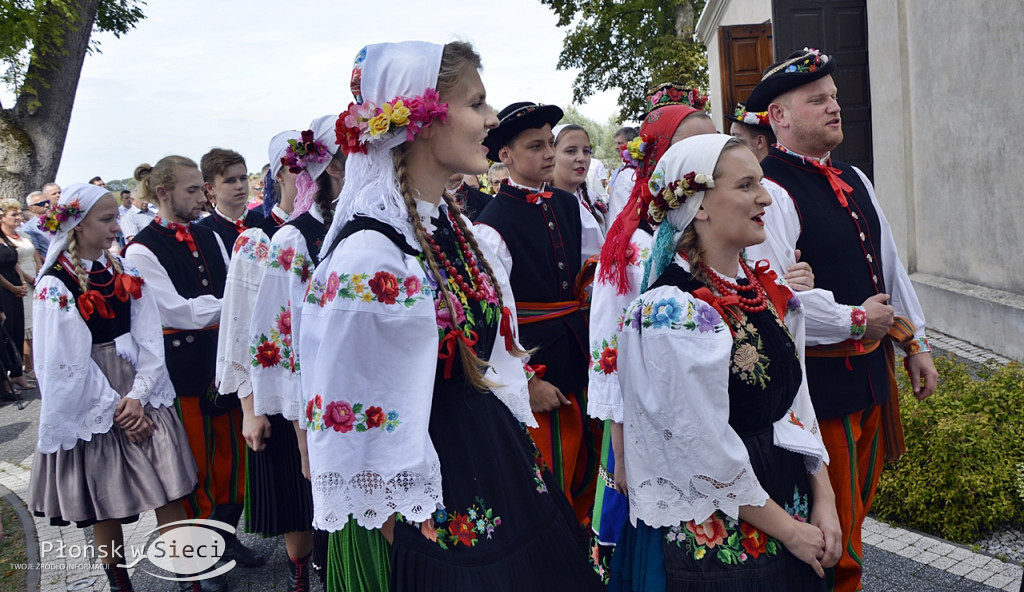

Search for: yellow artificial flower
xmin=627 ymin=136 xmax=645 ymax=160
xmin=361 ymin=292 xmax=374 ymax=303
xmin=695 ymin=547 xmax=706 ymax=560
xmin=383 ymin=100 xmax=411 ymax=126
xmin=367 ymin=113 xmax=391 ymax=137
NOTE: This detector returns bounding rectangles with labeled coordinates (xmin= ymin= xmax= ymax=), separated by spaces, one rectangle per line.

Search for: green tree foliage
xmin=1 ymin=0 xmax=145 ymax=101
xmin=873 ymin=356 xmax=1024 ymax=543
xmin=540 ymin=0 xmax=708 ymax=121
xmin=0 ymin=0 xmax=145 ymax=200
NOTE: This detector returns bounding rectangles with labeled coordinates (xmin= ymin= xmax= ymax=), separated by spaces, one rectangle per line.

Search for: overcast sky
xmin=3 ymin=0 xmax=630 ymax=187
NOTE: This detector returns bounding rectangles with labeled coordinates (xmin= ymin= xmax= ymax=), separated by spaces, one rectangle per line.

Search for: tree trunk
xmin=674 ymin=1 xmax=696 ymax=39
xmin=0 ymin=0 xmax=100 ymax=202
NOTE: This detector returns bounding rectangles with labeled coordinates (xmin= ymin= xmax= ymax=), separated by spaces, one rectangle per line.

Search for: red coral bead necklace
xmin=701 ymin=258 xmax=768 ymax=313
xmin=425 ymin=212 xmax=487 ymax=302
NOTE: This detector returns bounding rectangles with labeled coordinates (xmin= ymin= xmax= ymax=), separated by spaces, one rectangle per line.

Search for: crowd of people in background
xmin=13 ymin=41 xmax=941 ymax=592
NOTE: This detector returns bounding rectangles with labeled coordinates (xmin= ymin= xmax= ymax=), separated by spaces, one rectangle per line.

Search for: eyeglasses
xmin=29 ymin=200 xmax=50 ymax=207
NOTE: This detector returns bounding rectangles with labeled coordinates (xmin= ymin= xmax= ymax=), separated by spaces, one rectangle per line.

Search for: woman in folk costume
xmin=609 ymin=134 xmax=840 ymax=591
xmin=551 ymin=123 xmax=607 ymax=238
xmin=246 ymin=116 xmax=345 ymax=590
xmin=587 ymin=84 xmax=716 ymax=578
xmin=28 ymin=184 xmax=199 ymax=592
xmin=298 ymin=40 xmax=603 ymax=590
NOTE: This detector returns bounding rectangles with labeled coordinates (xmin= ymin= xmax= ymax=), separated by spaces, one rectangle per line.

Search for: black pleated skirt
xmin=244 ymin=412 xmax=314 ymax=535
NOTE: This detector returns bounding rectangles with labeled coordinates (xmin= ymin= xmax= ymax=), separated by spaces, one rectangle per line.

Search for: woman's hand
xmin=783 ymin=520 xmax=827 ymax=578
xmin=242 ymin=411 xmax=272 ymax=452
xmin=380 ymin=514 xmax=396 ymax=544
xmin=611 ymin=422 xmax=627 ymax=495
xmin=124 ymin=416 xmax=156 ymax=444
xmin=809 ymin=466 xmax=842 ymax=568
xmin=114 ymin=397 xmax=146 ymax=431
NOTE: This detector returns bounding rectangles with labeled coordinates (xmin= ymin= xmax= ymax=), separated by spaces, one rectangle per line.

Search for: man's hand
xmin=861 ymin=293 xmax=894 ymax=340
xmin=906 ymin=351 xmax=938 ymax=400
xmin=528 ymin=377 xmax=570 ymax=413
xmin=783 ymin=249 xmax=815 ymax=292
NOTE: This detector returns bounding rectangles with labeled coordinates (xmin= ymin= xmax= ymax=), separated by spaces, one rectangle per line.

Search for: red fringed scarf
xmin=600 ymin=104 xmax=700 ymax=295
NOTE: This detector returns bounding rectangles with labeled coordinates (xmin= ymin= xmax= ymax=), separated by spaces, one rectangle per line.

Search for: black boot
xmin=287 ymin=553 xmax=311 ymax=592
xmin=102 ymin=563 xmax=133 ymax=592
xmin=209 ymin=504 xmax=265 ymax=568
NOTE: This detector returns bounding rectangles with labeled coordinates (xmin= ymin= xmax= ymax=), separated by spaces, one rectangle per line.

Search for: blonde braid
xmin=67 ymin=235 xmax=89 ymax=294
xmin=105 ymin=249 xmax=123 ymax=275
xmin=676 ymin=225 xmax=712 ymax=289
xmin=438 ymin=191 xmax=527 ymax=358
xmin=392 ymin=150 xmax=497 ymax=391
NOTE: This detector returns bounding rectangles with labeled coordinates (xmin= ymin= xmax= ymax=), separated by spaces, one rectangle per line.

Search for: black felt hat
xmin=745 ymin=48 xmax=836 ymax=112
xmin=723 ymin=103 xmax=771 ymax=130
xmin=483 ymin=102 xmax=564 ymax=162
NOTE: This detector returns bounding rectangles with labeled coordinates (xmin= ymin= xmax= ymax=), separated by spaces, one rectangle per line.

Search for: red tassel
xmin=499 ymin=306 xmax=515 ymax=352
xmin=845 ymin=355 xmax=853 ymax=371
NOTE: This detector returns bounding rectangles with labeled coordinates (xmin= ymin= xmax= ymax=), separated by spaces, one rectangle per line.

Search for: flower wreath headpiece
xmin=335 ymin=91 xmax=448 ymax=155
xmin=282 ymin=130 xmax=332 ymax=174
xmin=647 ymin=169 xmax=714 ymax=223
xmin=734 ymin=104 xmax=769 ymax=127
xmin=38 ymin=199 xmax=84 ymax=234
xmin=621 ymin=133 xmax=654 ymax=168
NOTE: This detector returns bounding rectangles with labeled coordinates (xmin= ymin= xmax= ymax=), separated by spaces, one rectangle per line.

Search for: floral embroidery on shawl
xmin=304 ymin=393 xmax=400 ymax=434
xmin=305 ymin=269 xmax=431 ymax=308
xmin=623 ymin=296 xmax=723 ymax=333
xmin=35 ymin=285 xmax=72 ymax=312
xmin=251 ymin=304 xmax=298 ymax=372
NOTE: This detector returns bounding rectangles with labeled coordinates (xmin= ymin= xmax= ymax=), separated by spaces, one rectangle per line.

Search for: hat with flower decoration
xmin=483 ymin=102 xmax=564 ymax=162
xmin=745 ymin=48 xmax=835 ymax=112
xmin=724 ymin=102 xmax=771 ymax=130
xmin=641 ymin=82 xmax=708 ymax=119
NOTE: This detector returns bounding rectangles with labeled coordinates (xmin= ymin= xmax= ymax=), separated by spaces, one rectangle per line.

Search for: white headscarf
xmin=38 ymin=183 xmax=112 ymax=280
xmin=292 ymin=115 xmax=342 ymax=217
xmin=644 ymin=134 xmax=734 ymax=288
xmin=269 ymin=130 xmax=301 ymax=179
xmin=324 ymin=41 xmax=445 ymax=256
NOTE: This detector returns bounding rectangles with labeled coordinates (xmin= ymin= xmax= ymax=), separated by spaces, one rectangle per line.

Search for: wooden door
xmin=718 ymin=24 xmax=774 ymax=132
xmin=771 ymin=0 xmax=873 ymax=178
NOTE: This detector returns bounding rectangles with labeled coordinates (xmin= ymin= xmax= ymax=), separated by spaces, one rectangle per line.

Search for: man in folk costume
xmin=475 ymin=102 xmax=602 ymax=527
xmin=744 ymin=48 xmax=938 ymax=592
xmin=124 ymin=157 xmax=264 ymax=592
xmin=196 ymin=148 xmax=267 ymax=257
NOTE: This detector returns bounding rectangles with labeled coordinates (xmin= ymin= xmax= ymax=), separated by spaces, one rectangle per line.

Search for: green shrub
xmin=872 ymin=355 xmax=1024 ymax=543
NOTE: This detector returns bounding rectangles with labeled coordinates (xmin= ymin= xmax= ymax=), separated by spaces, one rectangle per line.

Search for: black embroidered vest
xmin=761 ymin=147 xmax=890 ymax=418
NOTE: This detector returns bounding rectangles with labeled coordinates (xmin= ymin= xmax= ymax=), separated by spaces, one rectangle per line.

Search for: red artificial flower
xmin=369 ymin=271 xmax=400 ymax=304
xmin=305 ymin=398 xmax=315 ymax=422
xmin=740 ymin=522 xmax=769 ymax=559
xmin=256 ymin=341 xmax=282 ymax=368
xmin=58 ymin=294 xmax=68 ymax=309
xmin=299 ymin=261 xmax=312 ymax=284
xmin=403 ymin=275 xmax=421 ymax=298
xmin=667 ymin=87 xmax=682 ymax=101
xmin=323 ymin=400 xmax=356 ymax=433
xmin=598 ymin=347 xmax=617 ymax=374
xmin=364 ymin=406 xmax=385 ymax=429
xmin=335 ymin=116 xmax=366 ymax=155
xmin=447 ymin=512 xmax=477 ymax=547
